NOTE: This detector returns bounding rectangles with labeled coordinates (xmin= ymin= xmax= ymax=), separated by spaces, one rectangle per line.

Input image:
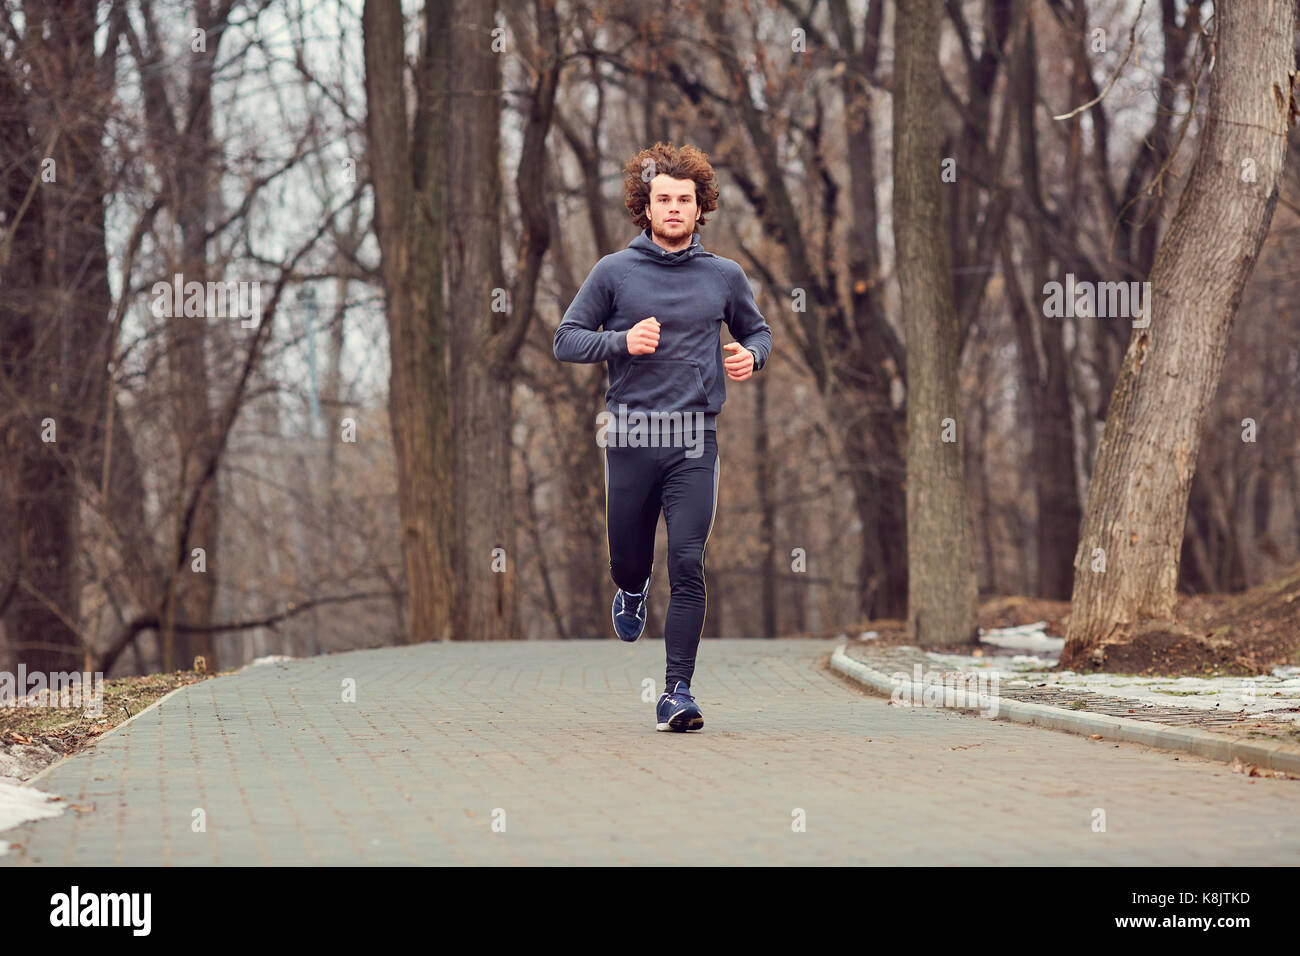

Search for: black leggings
xmin=604 ymin=430 xmax=719 ymax=690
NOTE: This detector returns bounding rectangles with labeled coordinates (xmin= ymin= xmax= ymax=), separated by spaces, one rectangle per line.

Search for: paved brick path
xmin=3 ymin=639 xmax=1297 ymax=865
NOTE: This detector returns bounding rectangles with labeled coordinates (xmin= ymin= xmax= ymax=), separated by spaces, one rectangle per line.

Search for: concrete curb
xmin=18 ymin=660 xmax=310 ymax=794
xmin=20 ymin=682 xmax=194 ymax=790
xmin=830 ymin=644 xmax=1300 ymax=775
xmin=16 ymin=663 xmax=264 ymax=793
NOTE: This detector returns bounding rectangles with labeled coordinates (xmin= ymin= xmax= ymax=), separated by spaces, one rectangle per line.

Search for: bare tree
xmin=0 ymin=0 xmax=119 ymax=671
xmin=122 ymin=0 xmax=244 ymax=670
xmin=893 ymin=0 xmax=978 ymax=644
xmin=362 ymin=0 xmax=455 ymax=641
xmin=447 ymin=0 xmax=558 ymax=641
xmin=1063 ymin=0 xmax=1298 ymax=667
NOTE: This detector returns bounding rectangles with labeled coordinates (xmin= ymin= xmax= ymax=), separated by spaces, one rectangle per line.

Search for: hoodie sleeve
xmin=724 ymin=262 xmax=772 ymax=371
xmin=553 ymin=258 xmax=629 ymax=363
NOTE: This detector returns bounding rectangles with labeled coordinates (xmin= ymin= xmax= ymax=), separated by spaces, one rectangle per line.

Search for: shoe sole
xmin=656 ymin=715 xmax=704 ymax=732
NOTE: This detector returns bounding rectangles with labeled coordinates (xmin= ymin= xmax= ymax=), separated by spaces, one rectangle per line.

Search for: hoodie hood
xmin=628 ymin=227 xmax=707 ymax=265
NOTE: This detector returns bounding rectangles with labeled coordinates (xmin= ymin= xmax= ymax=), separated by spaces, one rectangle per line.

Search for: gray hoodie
xmin=553 ymin=228 xmax=772 ymax=431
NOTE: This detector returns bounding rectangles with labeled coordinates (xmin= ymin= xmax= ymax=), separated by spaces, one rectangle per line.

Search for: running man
xmin=553 ymin=142 xmax=772 ymax=732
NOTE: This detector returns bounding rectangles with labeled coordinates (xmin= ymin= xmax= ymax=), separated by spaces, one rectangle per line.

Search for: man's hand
xmin=626 ymin=317 xmax=660 ymax=355
xmin=723 ymin=341 xmax=755 ymax=381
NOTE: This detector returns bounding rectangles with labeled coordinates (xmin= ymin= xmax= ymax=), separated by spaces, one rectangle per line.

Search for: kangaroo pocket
xmin=611 ymin=358 xmax=709 ymax=413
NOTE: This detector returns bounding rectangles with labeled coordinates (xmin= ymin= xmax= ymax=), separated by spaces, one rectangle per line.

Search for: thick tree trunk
xmin=446 ymin=0 xmax=557 ymax=641
xmin=1 ymin=0 xmax=114 ymax=671
xmin=892 ymin=0 xmax=978 ymax=645
xmin=362 ymin=0 xmax=455 ymax=642
xmin=447 ymin=0 xmax=516 ymax=641
xmin=1062 ymin=0 xmax=1296 ymax=668
xmin=0 ymin=57 xmax=54 ymax=670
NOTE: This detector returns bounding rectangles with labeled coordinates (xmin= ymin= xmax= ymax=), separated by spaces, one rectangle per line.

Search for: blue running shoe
xmin=656 ymin=680 xmax=703 ymax=732
xmin=611 ymin=573 xmax=651 ymax=642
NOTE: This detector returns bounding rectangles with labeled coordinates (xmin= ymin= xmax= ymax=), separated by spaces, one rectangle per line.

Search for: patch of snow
xmin=926 ymin=651 xmax=1049 ymax=676
xmin=916 ymin=646 xmax=1300 ymax=720
xmin=249 ymin=655 xmax=295 ymax=666
xmin=1024 ymin=670 xmax=1300 ymax=715
xmin=0 ymin=780 xmax=64 ymax=856
xmin=978 ymin=621 xmax=1064 ymax=656
xmin=858 ymin=631 xmax=879 ymax=641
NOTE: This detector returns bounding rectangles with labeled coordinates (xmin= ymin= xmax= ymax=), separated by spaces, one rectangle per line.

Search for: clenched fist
xmin=626 ymin=316 xmax=660 ymax=355
xmin=723 ymin=341 xmax=755 ymax=381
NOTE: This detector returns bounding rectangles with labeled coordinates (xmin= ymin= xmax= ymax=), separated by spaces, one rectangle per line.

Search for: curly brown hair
xmin=622 ymin=142 xmax=720 ymax=232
